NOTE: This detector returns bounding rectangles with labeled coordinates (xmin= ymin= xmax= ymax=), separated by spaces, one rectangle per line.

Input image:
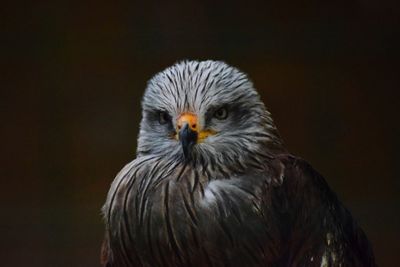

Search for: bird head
xmin=137 ymin=60 xmax=284 ymax=169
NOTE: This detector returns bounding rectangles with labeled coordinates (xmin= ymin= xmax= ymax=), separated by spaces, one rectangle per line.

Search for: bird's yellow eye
xmin=214 ymin=107 xmax=228 ymax=120
xmin=158 ymin=111 xmax=170 ymax=124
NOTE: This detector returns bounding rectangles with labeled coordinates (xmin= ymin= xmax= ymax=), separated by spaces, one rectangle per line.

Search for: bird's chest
xmin=121 ymin=168 xmax=279 ymax=267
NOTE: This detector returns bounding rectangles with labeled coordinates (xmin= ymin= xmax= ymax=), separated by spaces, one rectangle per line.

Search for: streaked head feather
xmin=137 ymin=60 xmax=285 ymax=172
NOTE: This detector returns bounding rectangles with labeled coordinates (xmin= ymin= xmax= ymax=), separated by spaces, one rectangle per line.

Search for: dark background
xmin=2 ymin=1 xmax=399 ymax=266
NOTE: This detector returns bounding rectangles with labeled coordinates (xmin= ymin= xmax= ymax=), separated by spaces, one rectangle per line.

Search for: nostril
xmin=178 ymin=125 xmax=181 ymax=130
xmin=191 ymin=124 xmax=196 ymax=129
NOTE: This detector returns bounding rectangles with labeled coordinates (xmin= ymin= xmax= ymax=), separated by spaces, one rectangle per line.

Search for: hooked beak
xmin=177 ymin=113 xmax=198 ymax=159
xmin=178 ymin=123 xmax=198 ymax=159
xmin=176 ymin=113 xmax=217 ymax=159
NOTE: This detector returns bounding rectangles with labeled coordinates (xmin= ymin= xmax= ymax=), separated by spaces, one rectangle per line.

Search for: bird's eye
xmin=158 ymin=111 xmax=171 ymax=125
xmin=213 ymin=107 xmax=228 ymax=120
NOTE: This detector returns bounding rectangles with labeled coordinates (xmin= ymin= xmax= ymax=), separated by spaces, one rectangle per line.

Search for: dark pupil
xmin=215 ymin=108 xmax=226 ymax=119
xmin=159 ymin=112 xmax=169 ymax=124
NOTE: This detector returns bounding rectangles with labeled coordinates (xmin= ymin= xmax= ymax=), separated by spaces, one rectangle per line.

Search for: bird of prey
xmin=101 ymin=60 xmax=376 ymax=267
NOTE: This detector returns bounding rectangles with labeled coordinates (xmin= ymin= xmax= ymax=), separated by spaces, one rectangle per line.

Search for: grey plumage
xmin=101 ymin=60 xmax=376 ymax=266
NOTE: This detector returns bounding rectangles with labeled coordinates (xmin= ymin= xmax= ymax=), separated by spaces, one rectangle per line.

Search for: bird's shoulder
xmin=268 ymin=153 xmax=333 ymax=195
xmin=265 ymin=153 xmax=342 ymax=219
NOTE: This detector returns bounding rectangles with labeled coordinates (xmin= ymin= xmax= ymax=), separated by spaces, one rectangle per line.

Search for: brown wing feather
xmin=271 ymin=154 xmax=377 ymax=266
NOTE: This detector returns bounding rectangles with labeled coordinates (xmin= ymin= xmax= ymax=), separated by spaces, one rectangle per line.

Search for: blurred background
xmin=1 ymin=1 xmax=399 ymax=266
